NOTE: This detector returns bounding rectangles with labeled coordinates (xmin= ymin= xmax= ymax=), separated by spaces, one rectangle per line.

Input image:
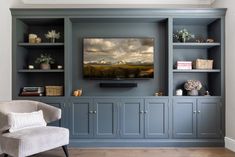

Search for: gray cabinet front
xmin=145 ymin=99 xmax=169 ymax=138
xmin=70 ymin=99 xmax=93 ymax=138
xmin=93 ymin=99 xmax=118 ymax=138
xmin=172 ymin=99 xmax=197 ymax=138
xmin=120 ymin=99 xmax=144 ymax=138
xmin=197 ymin=99 xmax=221 ymax=138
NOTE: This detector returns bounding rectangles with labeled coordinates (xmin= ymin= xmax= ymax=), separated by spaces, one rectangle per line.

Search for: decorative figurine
xmin=45 ymin=30 xmax=60 ymax=43
xmin=73 ymin=89 xmax=82 ymax=97
xmin=176 ymin=89 xmax=183 ymax=96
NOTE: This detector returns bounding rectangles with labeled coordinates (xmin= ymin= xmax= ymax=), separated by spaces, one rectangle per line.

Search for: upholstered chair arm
xmin=37 ymin=102 xmax=61 ymax=123
xmin=0 ymin=112 xmax=9 ymax=132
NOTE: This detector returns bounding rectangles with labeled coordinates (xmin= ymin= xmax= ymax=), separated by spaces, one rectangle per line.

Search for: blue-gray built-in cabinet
xmin=11 ymin=8 xmax=226 ymax=147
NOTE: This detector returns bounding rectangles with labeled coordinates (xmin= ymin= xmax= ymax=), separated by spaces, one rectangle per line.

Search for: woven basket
xmin=193 ymin=59 xmax=213 ymax=69
xmin=45 ymin=86 xmax=63 ymax=96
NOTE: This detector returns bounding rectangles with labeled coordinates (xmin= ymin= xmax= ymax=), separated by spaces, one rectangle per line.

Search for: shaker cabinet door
xmin=70 ymin=99 xmax=93 ymax=138
xmin=93 ymin=98 xmax=118 ymax=138
xmin=120 ymin=99 xmax=144 ymax=138
xmin=172 ymin=99 xmax=197 ymax=138
xmin=145 ymin=99 xmax=169 ymax=138
xmin=197 ymin=99 xmax=221 ymax=138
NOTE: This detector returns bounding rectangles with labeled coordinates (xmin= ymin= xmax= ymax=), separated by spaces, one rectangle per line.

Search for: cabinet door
xmin=41 ymin=100 xmax=65 ymax=127
xmin=70 ymin=99 xmax=93 ymax=138
xmin=197 ymin=99 xmax=221 ymax=138
xmin=172 ymin=99 xmax=197 ymax=138
xmin=93 ymin=98 xmax=118 ymax=138
xmin=145 ymin=99 xmax=169 ymax=138
xmin=120 ymin=99 xmax=144 ymax=138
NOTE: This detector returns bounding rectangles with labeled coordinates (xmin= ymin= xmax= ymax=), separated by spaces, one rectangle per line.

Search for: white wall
xmin=212 ymin=0 xmax=235 ymax=151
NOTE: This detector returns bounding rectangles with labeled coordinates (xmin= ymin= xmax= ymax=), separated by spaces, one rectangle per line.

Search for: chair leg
xmin=4 ymin=154 xmax=8 ymax=157
xmin=62 ymin=145 xmax=69 ymax=157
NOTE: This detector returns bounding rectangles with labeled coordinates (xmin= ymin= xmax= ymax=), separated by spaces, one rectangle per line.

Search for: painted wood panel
xmin=197 ymin=99 xmax=221 ymax=138
xmin=70 ymin=99 xmax=93 ymax=138
xmin=120 ymin=99 xmax=144 ymax=138
xmin=172 ymin=99 xmax=196 ymax=138
xmin=93 ymin=99 xmax=118 ymax=138
xmin=145 ymin=99 xmax=169 ymax=138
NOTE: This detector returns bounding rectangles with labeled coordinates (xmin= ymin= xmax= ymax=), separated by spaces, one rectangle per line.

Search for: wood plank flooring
xmin=3 ymin=147 xmax=234 ymax=157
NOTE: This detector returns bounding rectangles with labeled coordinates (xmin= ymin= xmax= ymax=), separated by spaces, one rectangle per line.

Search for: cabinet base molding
xmin=69 ymin=139 xmax=224 ymax=147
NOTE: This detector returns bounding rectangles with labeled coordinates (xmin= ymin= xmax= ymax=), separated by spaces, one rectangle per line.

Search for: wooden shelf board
xmin=18 ymin=43 xmax=64 ymax=47
xmin=173 ymin=69 xmax=221 ymax=73
xmin=18 ymin=69 xmax=64 ymax=73
xmin=173 ymin=43 xmax=220 ymax=49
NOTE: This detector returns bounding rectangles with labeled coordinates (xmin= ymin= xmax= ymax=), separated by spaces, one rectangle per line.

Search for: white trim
xmin=225 ymin=137 xmax=235 ymax=152
xmin=21 ymin=0 xmax=215 ymax=5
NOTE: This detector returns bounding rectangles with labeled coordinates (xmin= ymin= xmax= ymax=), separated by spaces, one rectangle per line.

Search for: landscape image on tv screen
xmin=83 ymin=38 xmax=154 ymax=79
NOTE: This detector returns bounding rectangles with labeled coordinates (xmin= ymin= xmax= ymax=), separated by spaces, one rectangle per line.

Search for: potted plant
xmin=184 ymin=80 xmax=202 ymax=96
xmin=174 ymin=28 xmax=195 ymax=42
xmin=35 ymin=53 xmax=54 ymax=70
xmin=45 ymin=30 xmax=60 ymax=43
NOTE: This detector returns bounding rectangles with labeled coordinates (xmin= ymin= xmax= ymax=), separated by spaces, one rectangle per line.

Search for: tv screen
xmin=83 ymin=38 xmax=154 ymax=79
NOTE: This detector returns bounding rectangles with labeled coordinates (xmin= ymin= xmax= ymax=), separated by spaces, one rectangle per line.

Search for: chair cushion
xmin=0 ymin=126 xmax=69 ymax=157
xmin=8 ymin=110 xmax=47 ymax=132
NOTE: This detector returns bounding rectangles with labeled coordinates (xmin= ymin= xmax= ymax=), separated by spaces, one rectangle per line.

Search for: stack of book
xmin=20 ymin=87 xmax=44 ymax=96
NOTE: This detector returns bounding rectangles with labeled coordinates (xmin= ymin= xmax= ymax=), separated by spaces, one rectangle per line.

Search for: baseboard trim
xmin=225 ymin=137 xmax=235 ymax=152
xmin=69 ymin=139 xmax=224 ymax=147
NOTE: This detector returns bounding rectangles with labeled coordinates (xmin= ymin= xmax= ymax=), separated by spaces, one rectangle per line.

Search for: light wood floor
xmin=4 ymin=147 xmax=234 ymax=157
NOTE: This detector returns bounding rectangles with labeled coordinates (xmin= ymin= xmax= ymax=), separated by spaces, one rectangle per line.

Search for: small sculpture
xmin=45 ymin=30 xmax=60 ymax=43
xmin=176 ymin=89 xmax=183 ymax=96
xmin=206 ymin=38 xmax=214 ymax=43
xmin=73 ymin=89 xmax=82 ymax=97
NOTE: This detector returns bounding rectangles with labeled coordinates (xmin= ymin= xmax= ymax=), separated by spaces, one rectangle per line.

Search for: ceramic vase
xmin=187 ymin=89 xmax=198 ymax=96
xmin=40 ymin=63 xmax=51 ymax=70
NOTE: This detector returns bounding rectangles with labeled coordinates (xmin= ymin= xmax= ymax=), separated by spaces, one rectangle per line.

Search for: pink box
xmin=176 ymin=61 xmax=192 ymax=70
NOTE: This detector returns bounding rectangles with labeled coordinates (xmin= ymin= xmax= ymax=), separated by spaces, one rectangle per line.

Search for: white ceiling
xmin=22 ymin=0 xmax=215 ymax=5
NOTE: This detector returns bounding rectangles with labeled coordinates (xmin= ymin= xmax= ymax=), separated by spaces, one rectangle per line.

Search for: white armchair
xmin=0 ymin=100 xmax=69 ymax=157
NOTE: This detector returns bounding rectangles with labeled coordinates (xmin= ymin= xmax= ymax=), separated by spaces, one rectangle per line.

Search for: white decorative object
xmin=45 ymin=30 xmax=60 ymax=43
xmin=57 ymin=65 xmax=63 ymax=69
xmin=176 ymin=89 xmax=183 ymax=96
xmin=28 ymin=65 xmax=34 ymax=69
xmin=8 ymin=110 xmax=47 ymax=132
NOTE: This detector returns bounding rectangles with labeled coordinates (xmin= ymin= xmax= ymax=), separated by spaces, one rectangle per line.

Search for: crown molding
xmin=21 ymin=0 xmax=216 ymax=5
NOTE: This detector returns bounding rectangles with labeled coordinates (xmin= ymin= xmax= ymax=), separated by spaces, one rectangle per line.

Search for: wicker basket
xmin=45 ymin=86 xmax=63 ymax=96
xmin=193 ymin=59 xmax=213 ymax=69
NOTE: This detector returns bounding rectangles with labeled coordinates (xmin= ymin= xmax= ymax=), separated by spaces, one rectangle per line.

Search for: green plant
xmin=174 ymin=28 xmax=195 ymax=42
xmin=35 ymin=53 xmax=54 ymax=64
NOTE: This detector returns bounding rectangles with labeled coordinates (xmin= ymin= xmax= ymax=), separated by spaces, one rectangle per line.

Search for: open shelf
xmin=173 ymin=69 xmax=221 ymax=73
xmin=18 ymin=69 xmax=64 ymax=73
xmin=173 ymin=43 xmax=221 ymax=49
xmin=18 ymin=43 xmax=64 ymax=47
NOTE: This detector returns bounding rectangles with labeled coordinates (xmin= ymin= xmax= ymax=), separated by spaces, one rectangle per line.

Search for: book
xmin=20 ymin=91 xmax=43 ymax=96
xmin=23 ymin=87 xmax=44 ymax=93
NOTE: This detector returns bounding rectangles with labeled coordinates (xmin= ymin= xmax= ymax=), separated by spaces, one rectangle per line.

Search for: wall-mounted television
xmin=83 ymin=38 xmax=154 ymax=79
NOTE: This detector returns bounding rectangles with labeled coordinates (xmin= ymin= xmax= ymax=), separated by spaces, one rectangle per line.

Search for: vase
xmin=40 ymin=63 xmax=51 ymax=70
xmin=187 ymin=89 xmax=198 ymax=96
xmin=180 ymin=37 xmax=186 ymax=43
xmin=50 ymin=38 xmax=55 ymax=43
